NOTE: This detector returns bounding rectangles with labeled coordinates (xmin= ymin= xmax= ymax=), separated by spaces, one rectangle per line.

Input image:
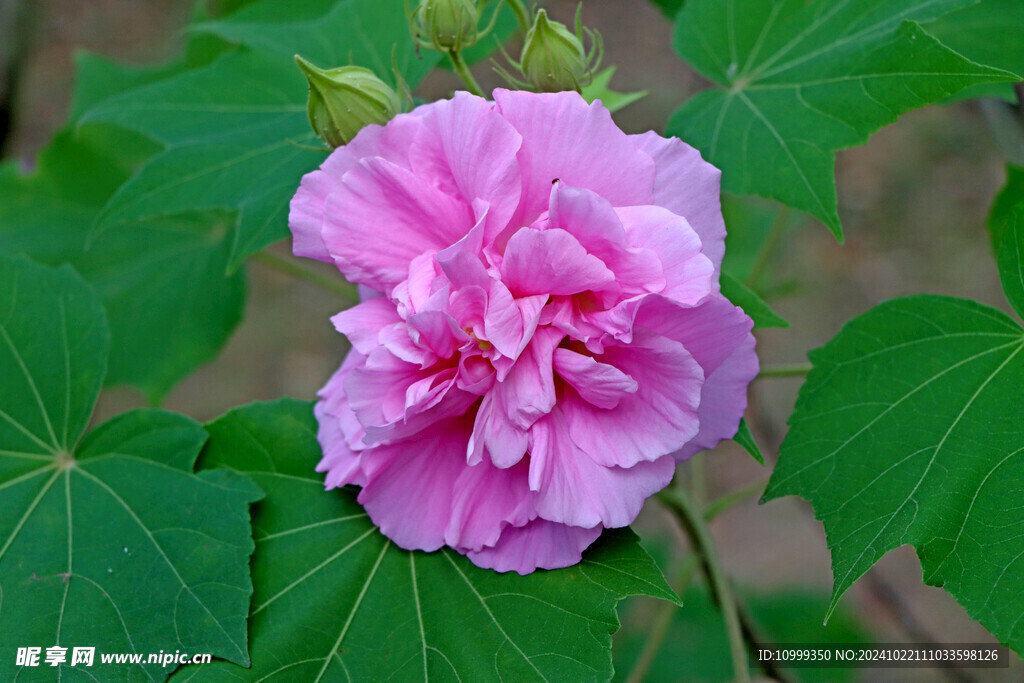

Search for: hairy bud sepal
xmin=295 ymin=56 xmax=401 ymax=149
xmin=512 ymin=7 xmax=603 ymax=93
xmin=412 ymin=0 xmax=488 ymax=54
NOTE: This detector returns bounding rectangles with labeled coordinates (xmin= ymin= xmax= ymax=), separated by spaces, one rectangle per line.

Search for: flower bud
xmin=416 ymin=0 xmax=480 ymax=53
xmin=520 ymin=9 xmax=589 ymax=93
xmin=295 ymin=55 xmax=401 ymax=148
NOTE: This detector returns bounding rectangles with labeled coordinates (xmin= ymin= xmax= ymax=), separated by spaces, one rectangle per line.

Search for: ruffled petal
xmin=530 ymin=409 xmax=676 ymax=528
xmin=552 ymin=348 xmax=638 ymax=410
xmin=468 ymin=390 xmax=530 ymax=468
xmin=330 ymin=298 xmax=403 ymax=355
xmin=357 ymin=418 xmax=471 ymax=551
xmin=631 ymin=131 xmax=726 ymax=276
xmin=634 ymin=295 xmax=758 ymax=460
xmin=445 ymin=458 xmax=535 ymax=552
xmin=290 ymin=114 xmax=425 ymax=262
xmin=616 ymin=205 xmax=715 ymax=305
xmin=502 ymin=227 xmax=615 ymax=297
xmin=321 ymin=157 xmax=475 ymax=291
xmin=560 ymin=331 xmax=704 ymax=468
xmin=410 ymin=92 xmax=523 ymax=242
xmin=547 ymin=184 xmax=667 ymax=296
xmin=466 ymin=519 xmax=603 ymax=574
xmin=315 ymin=353 xmax=368 ymax=489
xmin=493 ymin=89 xmax=656 ymax=232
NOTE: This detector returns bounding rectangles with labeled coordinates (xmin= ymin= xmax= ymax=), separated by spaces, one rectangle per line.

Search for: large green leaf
xmin=180 ymin=399 xmax=678 ymax=681
xmin=999 ymin=206 xmax=1024 ymax=320
xmin=764 ymin=216 xmax=1024 ymax=653
xmin=0 ymin=254 xmax=262 ymax=681
xmin=0 ymin=128 xmax=245 ymax=403
xmin=667 ymin=0 xmax=1019 ymax=239
xmin=927 ymin=0 xmax=1024 ymax=101
xmin=81 ymin=0 xmax=441 ymax=271
xmin=989 ymin=165 xmax=1024 ymax=253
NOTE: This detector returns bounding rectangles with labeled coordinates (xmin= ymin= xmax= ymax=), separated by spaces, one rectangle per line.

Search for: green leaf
xmin=999 ymin=207 xmax=1024 ymax=320
xmin=614 ymin=587 xmax=870 ymax=682
xmin=764 ymin=289 xmax=1024 ymax=653
xmin=720 ymin=271 xmax=789 ymax=329
xmin=732 ymin=418 xmax=764 ymax=465
xmin=184 ymin=398 xmax=678 ymax=681
xmin=0 ymin=128 xmax=245 ymax=402
xmin=667 ymin=0 xmax=1019 ymax=239
xmin=989 ymin=165 xmax=1024 ymax=253
xmin=582 ymin=67 xmax=649 ymax=114
xmin=926 ymin=0 xmax=1024 ymax=101
xmin=82 ymin=0 xmax=439 ymax=271
xmin=0 ymin=254 xmax=262 ymax=680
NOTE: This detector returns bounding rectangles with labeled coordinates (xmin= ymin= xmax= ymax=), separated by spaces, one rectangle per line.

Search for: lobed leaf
xmin=81 ymin=0 xmax=441 ymax=271
xmin=765 ymin=214 xmax=1024 ymax=654
xmin=0 ymin=128 xmax=245 ymax=403
xmin=667 ymin=0 xmax=1019 ymax=239
xmin=0 ymin=254 xmax=262 ymax=681
xmin=181 ymin=399 xmax=679 ymax=681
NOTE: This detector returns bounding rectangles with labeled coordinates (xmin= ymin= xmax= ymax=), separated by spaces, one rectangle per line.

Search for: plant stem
xmin=704 ymin=478 xmax=770 ymax=522
xmin=659 ymin=488 xmax=751 ymax=683
xmin=757 ymin=362 xmax=812 ymax=379
xmin=503 ymin=0 xmax=532 ymax=33
xmin=251 ymin=250 xmax=358 ymax=302
xmin=744 ymin=206 xmax=791 ymax=290
xmin=625 ymin=555 xmax=700 ymax=683
xmin=448 ymin=49 xmax=485 ymax=97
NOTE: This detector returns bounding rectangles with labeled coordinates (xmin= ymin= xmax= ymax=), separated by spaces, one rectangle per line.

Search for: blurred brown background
xmin=2 ymin=0 xmax=1021 ymax=680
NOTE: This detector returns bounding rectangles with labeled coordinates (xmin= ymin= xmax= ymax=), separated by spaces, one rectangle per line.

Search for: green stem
xmin=659 ymin=489 xmax=751 ymax=683
xmin=757 ymin=362 xmax=812 ymax=379
xmin=625 ymin=555 xmax=700 ymax=683
xmin=448 ymin=49 xmax=485 ymax=97
xmin=744 ymin=206 xmax=791 ymax=290
xmin=503 ymin=0 xmax=532 ymax=33
xmin=704 ymin=478 xmax=770 ymax=522
xmin=251 ymin=250 xmax=358 ymax=302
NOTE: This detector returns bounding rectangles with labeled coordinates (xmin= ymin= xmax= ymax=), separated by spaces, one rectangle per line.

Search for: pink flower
xmin=289 ymin=90 xmax=757 ymax=574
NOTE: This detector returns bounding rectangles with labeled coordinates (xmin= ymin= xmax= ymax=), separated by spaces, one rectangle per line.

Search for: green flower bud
xmin=416 ymin=0 xmax=480 ymax=53
xmin=295 ymin=55 xmax=401 ymax=148
xmin=520 ymin=9 xmax=589 ymax=93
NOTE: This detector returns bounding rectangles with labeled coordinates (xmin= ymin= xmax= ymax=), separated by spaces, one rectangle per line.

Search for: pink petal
xmin=321 ymin=157 xmax=474 ymax=291
xmin=445 ymin=458 xmax=535 ymax=552
xmin=290 ymin=115 xmax=425 ymax=263
xmin=529 ymin=410 xmax=676 ymax=528
xmin=552 ymin=347 xmax=638 ymax=410
xmin=617 ymin=205 xmax=715 ymax=305
xmin=494 ymin=89 xmax=656 ymax=232
xmin=330 ymin=298 xmax=402 ymax=355
xmin=548 ymin=184 xmax=667 ymax=295
xmin=502 ymin=228 xmax=615 ymax=297
xmin=345 ymin=348 xmax=476 ymax=445
xmin=466 ymin=519 xmax=603 ymax=574
xmin=631 ymin=131 xmax=726 ymax=276
xmin=467 ymin=390 xmax=530 ymax=468
xmin=358 ymin=418 xmax=471 ymax=551
xmin=634 ymin=295 xmax=758 ymax=460
xmin=315 ymin=354 xmax=368 ymax=488
xmin=495 ymin=326 xmax=562 ymax=430
xmin=561 ymin=332 xmax=704 ymax=468
xmin=483 ymin=282 xmax=546 ymax=361
xmin=410 ymin=92 xmax=523 ymax=242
